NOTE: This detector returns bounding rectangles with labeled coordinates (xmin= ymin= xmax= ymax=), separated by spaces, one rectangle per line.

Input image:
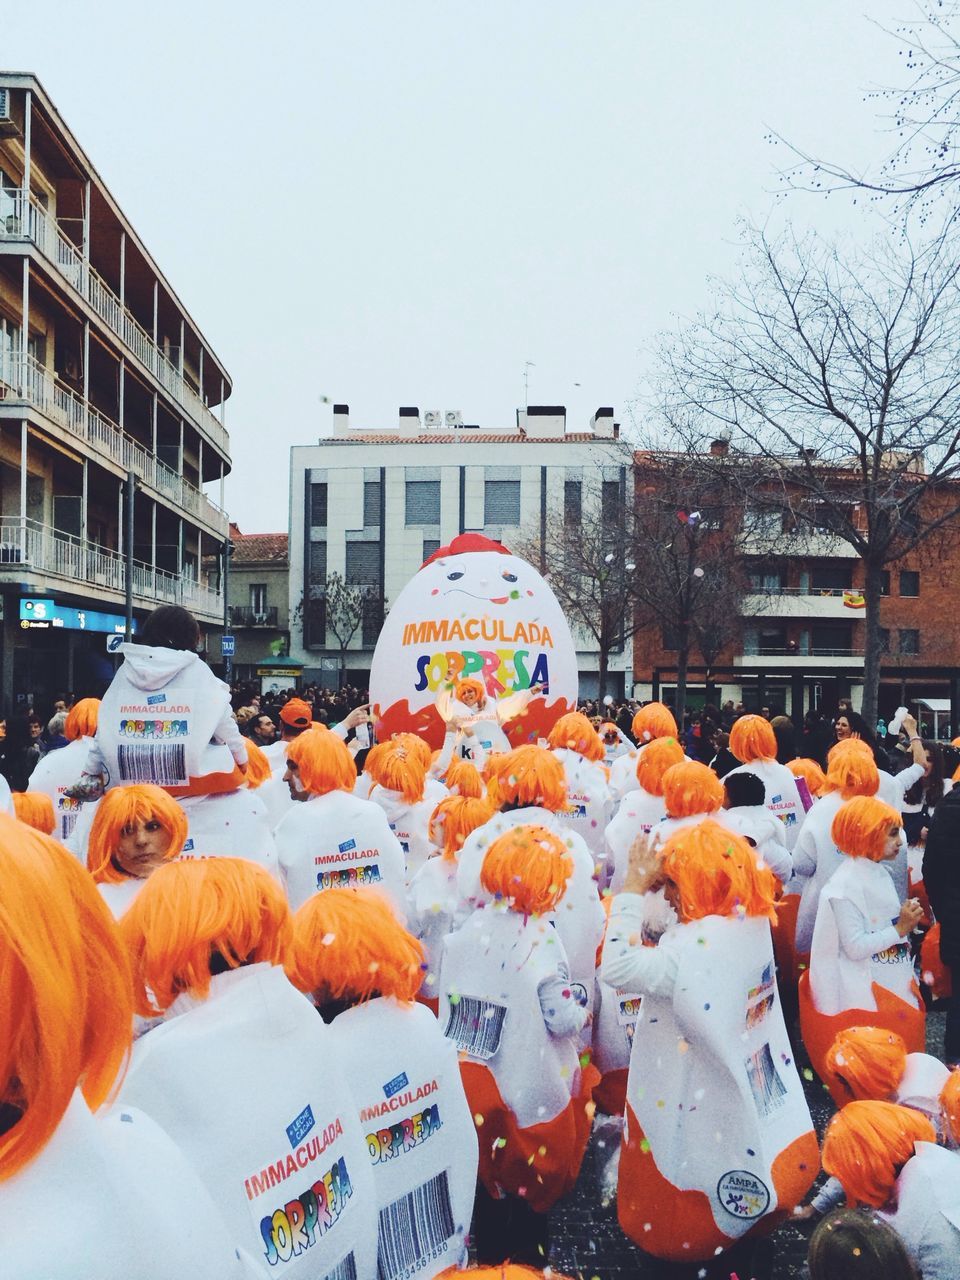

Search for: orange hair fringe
xmin=492 ymin=745 xmax=568 ymax=813
xmin=243 ymin=740 xmax=273 ymax=788
xmin=442 ymin=755 xmax=485 ymax=798
xmin=660 ymin=817 xmax=778 ymax=923
xmin=824 ymin=1026 xmax=907 ymax=1103
xmin=824 ymin=740 xmax=880 ymax=799
xmin=370 ymin=740 xmax=427 ymax=805
xmin=12 ymin=792 xmax=56 ymax=835
xmin=729 ymin=714 xmax=777 ymax=764
xmin=86 ymin=784 xmax=187 ymax=885
xmin=64 ymin=697 xmax=99 ymax=741
xmin=831 ymin=796 xmax=901 ymax=862
xmin=454 ymin=677 xmax=487 ymax=707
xmin=939 ymin=1069 xmax=960 ymax=1146
xmin=635 ymin=736 xmax=685 ymax=796
xmin=429 ymin=794 xmax=495 ymax=861
xmin=547 ymin=711 xmax=605 ymax=762
xmin=661 ymin=759 xmax=724 ymax=819
xmin=286 ymin=726 xmax=356 ymax=796
xmin=480 ymin=824 xmax=573 ymax=915
xmin=631 ymin=701 xmax=677 ymax=744
xmin=822 ymin=1100 xmax=934 ymax=1208
xmin=787 ymin=757 xmax=827 ymax=798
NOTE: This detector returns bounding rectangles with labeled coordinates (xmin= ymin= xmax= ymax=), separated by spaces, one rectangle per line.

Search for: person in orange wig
xmin=604 ymin=736 xmax=684 ymax=891
xmin=12 ymin=790 xmax=56 ymax=835
xmin=288 ymin=887 xmax=479 ymax=1278
xmin=176 ymin=736 xmax=280 ymax=879
xmin=0 ymin=817 xmax=258 ymax=1279
xmin=408 ymin=794 xmax=495 ymax=1004
xmin=274 ymin=725 xmax=407 ymax=916
xmin=440 ymin=825 xmax=598 ymax=1264
xmin=609 ymin=701 xmax=680 ymax=800
xmin=117 ymin=857 xmax=378 ymax=1275
xmin=940 ymin=1069 xmax=960 ymax=1150
xmin=546 ymin=711 xmax=612 ymax=858
xmin=602 ymin=820 xmax=817 ymax=1264
xmin=27 ymin=696 xmax=99 ymax=841
xmin=456 ymin=745 xmax=605 ymax=1032
xmin=655 ymin=758 xmax=725 ymax=844
xmin=365 ymin=737 xmax=442 ymax=880
xmin=800 ymin=797 xmax=926 ymax=1097
xmin=435 ymin=675 xmax=540 ymax=763
xmin=86 ymin=782 xmax=187 ymax=919
xmin=725 ymin=714 xmax=805 ymax=849
xmin=786 ymin=756 xmax=827 ymax=806
xmin=821 ymin=1100 xmax=960 ymax=1274
xmin=437 ymin=752 xmax=485 ymax=798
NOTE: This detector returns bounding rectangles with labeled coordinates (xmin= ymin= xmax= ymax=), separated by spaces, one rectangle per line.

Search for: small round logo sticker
xmin=717 ymin=1169 xmax=770 ymax=1219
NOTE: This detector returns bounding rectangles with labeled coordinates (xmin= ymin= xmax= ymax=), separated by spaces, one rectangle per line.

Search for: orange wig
xmin=660 ymin=818 xmax=778 ymax=923
xmin=86 ymin=784 xmax=187 ymax=885
xmin=823 ymin=1027 xmax=908 ymax=1104
xmin=286 ymin=726 xmax=356 ymax=796
xmin=632 ymin=701 xmax=678 ymax=744
xmin=286 ymin=887 xmax=424 ymax=1003
xmin=64 ymin=697 xmax=99 ymax=741
xmin=370 ymin=740 xmax=427 ymax=805
xmin=0 ymin=817 xmax=133 ymax=1180
xmin=454 ymin=677 xmax=488 ymax=707
xmin=429 ymin=794 xmax=495 ymax=861
xmin=243 ymin=740 xmax=273 ymax=788
xmin=492 ymin=745 xmax=568 ymax=813
xmin=443 ymin=755 xmax=485 ymax=798
xmin=787 ymin=757 xmax=827 ymax=798
xmin=822 ymin=1100 xmax=934 ymax=1208
xmin=831 ymin=796 xmax=901 ymax=862
xmin=393 ymin=733 xmax=433 ymax=771
xmin=939 ymin=1069 xmax=960 ymax=1146
xmin=12 ymin=791 xmax=56 ymax=835
xmin=480 ymin=825 xmax=573 ymax=915
xmin=635 ymin=736 xmax=685 ymax=796
xmin=824 ymin=740 xmax=880 ymax=799
xmin=120 ymin=857 xmax=291 ymax=1016
xmin=729 ymin=714 xmax=777 ymax=764
xmin=547 ymin=712 xmax=605 ymax=763
xmin=661 ymin=759 xmax=724 ymax=818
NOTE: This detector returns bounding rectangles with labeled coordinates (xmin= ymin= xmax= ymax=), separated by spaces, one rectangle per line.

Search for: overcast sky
xmin=4 ymin=1 xmax=910 ymax=530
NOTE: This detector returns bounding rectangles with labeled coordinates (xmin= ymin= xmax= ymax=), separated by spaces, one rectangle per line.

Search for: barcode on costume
xmin=117 ymin=743 xmax=187 ymax=784
xmin=443 ymin=995 xmax=506 ymax=1060
xmin=745 ymin=1043 xmax=787 ymax=1118
xmin=322 ymin=1253 xmax=357 ymax=1280
xmin=376 ymin=1169 xmax=455 ymax=1280
xmin=61 ymin=812 xmax=79 ymax=839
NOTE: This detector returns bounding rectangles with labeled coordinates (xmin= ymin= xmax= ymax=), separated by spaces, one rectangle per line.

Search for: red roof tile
xmin=231 ymin=532 xmax=288 ymax=564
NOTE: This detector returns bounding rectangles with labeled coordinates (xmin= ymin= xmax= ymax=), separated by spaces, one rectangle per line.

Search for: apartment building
xmin=0 ymin=74 xmax=231 ymax=708
xmin=225 ymin=526 xmax=290 ymax=680
xmin=289 ymin=404 xmax=633 ymax=695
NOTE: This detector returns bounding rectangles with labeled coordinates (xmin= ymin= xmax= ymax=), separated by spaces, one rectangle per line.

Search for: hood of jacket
xmin=118 ymin=643 xmax=200 ymax=692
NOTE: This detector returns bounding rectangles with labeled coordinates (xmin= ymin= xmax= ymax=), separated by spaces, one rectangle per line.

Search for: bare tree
xmin=294 ymin=571 xmax=386 ymax=689
xmin=652 ymin=222 xmax=960 ymax=724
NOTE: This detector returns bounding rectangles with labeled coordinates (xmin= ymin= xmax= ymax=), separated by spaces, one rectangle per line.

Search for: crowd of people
xmin=3 ymin=610 xmax=960 ymax=1280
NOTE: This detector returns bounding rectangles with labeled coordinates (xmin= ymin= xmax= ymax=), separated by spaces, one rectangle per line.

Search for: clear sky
xmin=4 ymin=1 xmax=908 ymax=529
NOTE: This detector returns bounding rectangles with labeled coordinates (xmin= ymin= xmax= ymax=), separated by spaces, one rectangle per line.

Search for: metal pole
xmin=223 ymin=535 xmax=232 ymax=684
xmin=125 ymin=469 xmax=135 ymax=639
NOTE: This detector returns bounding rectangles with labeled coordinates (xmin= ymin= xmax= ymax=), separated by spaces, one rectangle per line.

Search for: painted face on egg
xmin=370 ymin=536 xmax=579 ymax=746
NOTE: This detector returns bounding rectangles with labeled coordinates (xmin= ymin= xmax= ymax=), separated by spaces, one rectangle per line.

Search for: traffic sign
xmin=221 ymin=635 xmax=235 ymax=656
xmin=105 ymin=633 xmax=125 ymax=653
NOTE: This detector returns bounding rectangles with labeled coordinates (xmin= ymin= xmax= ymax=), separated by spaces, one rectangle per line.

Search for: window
xmin=363 ymin=481 xmax=382 ymax=527
xmin=602 ymin=480 xmax=621 ymax=523
xmin=748 ymin=566 xmax=783 ymax=593
xmin=564 ymin=480 xmax=581 ymax=527
xmin=661 ymin=625 xmax=680 ymax=651
xmin=310 ymin=483 xmax=327 ymax=527
xmin=361 ymin=596 xmax=383 ymax=647
xmin=405 ymin=480 xmax=440 ymax=525
xmin=308 ymin=541 xmax=327 ymax=589
xmin=484 ymin=479 xmax=521 ymax=525
xmin=812 ymin=622 xmax=852 ymax=654
xmin=878 ymin=628 xmax=890 ymax=654
xmin=746 ymin=507 xmax=783 ymax=538
xmin=879 ymin=571 xmax=891 ymax=596
xmin=345 ymin=542 xmax=380 ymax=586
xmin=899 ymin=570 xmax=920 ymax=597
xmin=899 ymin=629 xmax=920 ymax=656
xmin=249 ymin=583 xmax=267 ymax=614
xmin=422 ymin=538 xmax=440 ymax=561
xmin=811 ymin=563 xmax=852 ymax=592
xmin=757 ymin=625 xmax=787 ymax=654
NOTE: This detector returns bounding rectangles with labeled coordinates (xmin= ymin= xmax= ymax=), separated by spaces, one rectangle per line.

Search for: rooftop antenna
xmin=523 ymin=361 xmax=535 ymax=408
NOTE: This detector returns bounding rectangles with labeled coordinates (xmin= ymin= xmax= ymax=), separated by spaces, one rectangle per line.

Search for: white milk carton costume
xmin=0 ymin=1092 xmax=261 ymax=1280
xmin=439 ymin=904 xmax=597 ymax=1212
xmin=179 ymin=789 xmax=280 ymax=878
xmin=326 ymin=997 xmax=479 ymax=1279
xmin=717 ymin=806 xmax=793 ymax=888
xmin=408 ymin=855 xmax=468 ymax=1002
xmin=552 ymin=746 xmax=613 ymax=858
xmin=274 ymin=790 xmax=408 ymax=918
xmin=604 ymin=787 xmax=668 ymax=892
xmin=27 ymin=735 xmax=89 ymax=840
xmin=791 ymin=790 xmax=846 ymax=956
xmin=117 ymin=962 xmax=377 ymax=1280
xmin=592 ymin=971 xmax=641 ymax=1117
xmin=89 ymin=643 xmax=247 ymax=795
xmin=603 ymin=895 xmax=816 ymax=1262
xmin=367 ymin=786 xmax=437 ymax=883
xmin=724 ymin=759 xmax=805 ymax=850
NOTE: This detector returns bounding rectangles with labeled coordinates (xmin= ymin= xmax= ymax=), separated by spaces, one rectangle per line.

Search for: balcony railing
xmin=742 ymin=644 xmax=864 ymax=658
xmin=0 ymin=350 xmax=227 ymax=535
xmin=229 ymin=605 xmax=280 ymax=627
xmin=0 ymin=517 xmax=223 ymax=618
xmin=0 ymin=191 xmax=230 ymax=458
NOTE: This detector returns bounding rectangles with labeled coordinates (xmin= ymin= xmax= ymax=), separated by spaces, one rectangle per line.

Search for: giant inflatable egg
xmin=371 ymin=533 xmax=578 ymax=749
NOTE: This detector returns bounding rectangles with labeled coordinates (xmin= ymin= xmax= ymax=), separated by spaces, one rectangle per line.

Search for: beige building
xmin=226 ymin=526 xmax=290 ymax=680
xmin=0 ymin=74 xmax=232 ymax=708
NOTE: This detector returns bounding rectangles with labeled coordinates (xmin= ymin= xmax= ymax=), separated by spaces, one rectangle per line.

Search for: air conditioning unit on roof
xmin=444 ymin=410 xmax=463 ymax=428
xmin=424 ymin=410 xmax=442 ymax=428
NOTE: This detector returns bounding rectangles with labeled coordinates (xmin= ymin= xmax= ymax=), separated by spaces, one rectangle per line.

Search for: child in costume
xmin=366 ymin=738 xmax=442 ymax=881
xmin=602 ymin=820 xmax=817 ymax=1264
xmin=12 ymin=790 xmax=56 ymax=834
xmin=274 ymin=726 xmax=407 ymax=917
xmin=724 ymin=714 xmax=805 ymax=848
xmin=801 ymin=796 xmax=926 ymax=1093
xmin=117 ymin=857 xmax=377 ymax=1279
xmin=0 ymin=817 xmax=257 ymax=1279
xmin=807 ymin=1209 xmax=922 ymax=1280
xmin=604 ymin=736 xmax=684 ymax=891
xmin=86 ymin=782 xmax=187 ymax=918
xmin=287 ymin=887 xmax=479 ymax=1280
xmin=27 ymin=696 xmax=98 ymax=840
xmin=546 ymin=711 xmax=613 ymax=859
xmin=609 ymin=701 xmax=680 ymax=801
xmin=435 ymin=677 xmax=538 ymax=762
xmin=440 ymin=825 xmax=598 ymax=1265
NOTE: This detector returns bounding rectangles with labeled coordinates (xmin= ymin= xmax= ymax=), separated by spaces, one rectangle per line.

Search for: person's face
xmin=460 ymin=685 xmax=479 ymax=707
xmin=53 ymin=700 xmax=66 ymax=714
xmin=924 ymin=750 xmax=934 ymax=778
xmin=28 ymin=720 xmax=42 ymax=741
xmin=282 ymin=758 xmax=309 ymax=800
xmin=256 ymin=715 xmax=276 ymax=742
xmin=661 ymin=874 xmax=684 ymax=920
xmin=116 ymin=817 xmax=172 ymax=878
xmin=835 ymin=716 xmax=852 ymax=740
xmin=882 ymin=824 xmax=903 ymax=861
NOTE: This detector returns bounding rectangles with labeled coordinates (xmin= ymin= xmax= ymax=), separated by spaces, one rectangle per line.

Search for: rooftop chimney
xmin=518 ymin=405 xmax=567 ymax=440
xmin=591 ymin=407 xmax=616 ymax=439
xmin=398 ymin=406 xmax=421 ymax=438
xmin=709 ymin=437 xmax=729 ymax=457
xmin=333 ymin=404 xmax=349 ymax=434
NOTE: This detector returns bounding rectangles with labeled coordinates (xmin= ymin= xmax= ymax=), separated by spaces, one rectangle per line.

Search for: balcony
xmin=0 ymin=518 xmax=223 ymax=621
xmin=0 ymin=192 xmax=230 ymax=459
xmin=228 ymin=605 xmax=280 ymax=628
xmin=742 ymin=588 xmax=860 ymax=620
xmin=740 ymin=528 xmax=858 ymax=559
xmin=0 ymin=351 xmax=227 ymax=536
xmin=734 ymin=646 xmax=865 ymax=670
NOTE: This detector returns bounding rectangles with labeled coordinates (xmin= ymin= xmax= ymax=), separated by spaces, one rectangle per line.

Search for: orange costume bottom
xmin=592 ymin=1068 xmax=627 ymax=1118
xmin=618 ymin=1104 xmax=818 ymax=1262
xmin=798 ymin=971 xmax=926 ymax=1106
xmin=459 ymin=1060 xmax=600 ymax=1214
xmin=921 ymin=924 xmax=953 ymax=1000
xmin=166 ymin=764 xmax=246 ymax=799
xmin=770 ymin=893 xmax=801 ymax=993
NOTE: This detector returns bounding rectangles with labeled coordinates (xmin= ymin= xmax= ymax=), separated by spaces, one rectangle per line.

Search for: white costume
xmin=723 ymin=759 xmax=805 ymax=850
xmin=609 ymin=748 xmax=641 ymax=801
xmin=367 ymin=786 xmax=438 ymax=883
xmin=717 ymin=806 xmax=793 ymax=888
xmin=880 ymin=1143 xmax=960 ymax=1280
xmin=0 ymin=1092 xmax=259 ymax=1280
xmin=791 ymin=791 xmax=846 ymax=956
xmin=27 ymin=736 xmax=89 ymax=840
xmin=98 ymin=877 xmax=147 ymax=920
xmin=274 ymin=789 xmax=408 ymax=917
xmin=407 ymin=856 xmax=466 ymax=1001
xmin=552 ymin=746 xmax=612 ymax=857
xmin=179 ymin=789 xmax=279 ymax=877
xmin=117 ymin=963 xmax=378 ymax=1280
xmin=604 ymin=787 xmax=668 ymax=892
xmin=326 ymin=998 xmax=479 ymax=1279
xmin=88 ymin=643 xmax=246 ymax=790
